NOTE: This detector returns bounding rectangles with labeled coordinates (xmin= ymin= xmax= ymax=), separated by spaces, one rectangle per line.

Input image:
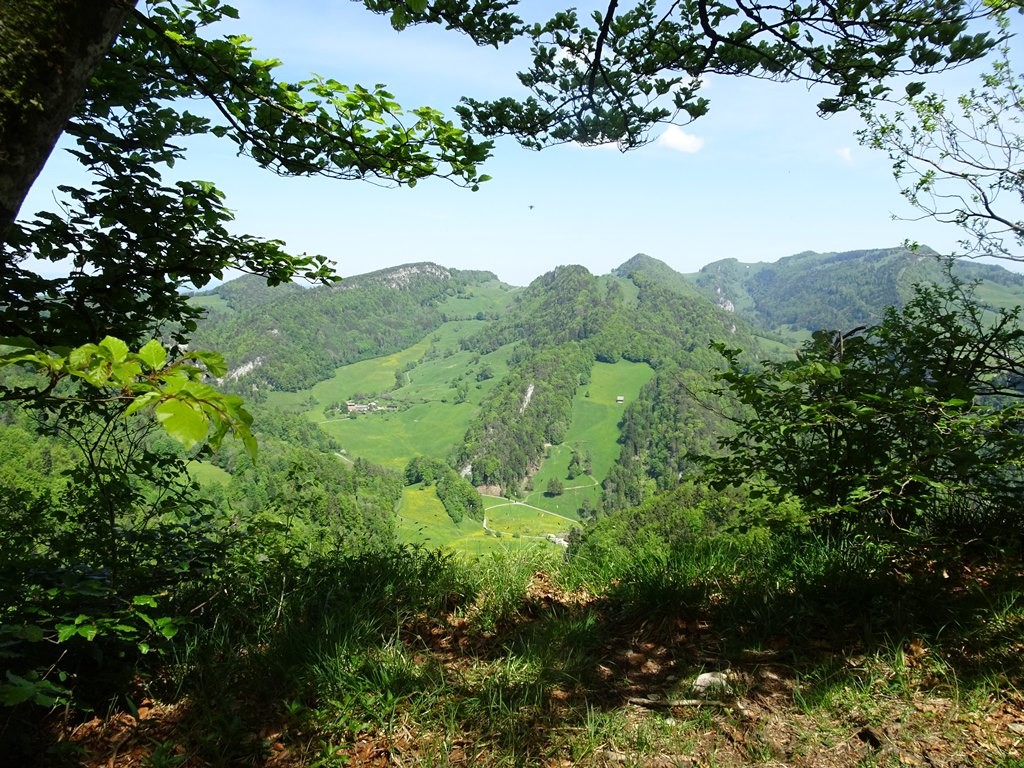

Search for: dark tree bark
xmin=0 ymin=0 xmax=135 ymax=243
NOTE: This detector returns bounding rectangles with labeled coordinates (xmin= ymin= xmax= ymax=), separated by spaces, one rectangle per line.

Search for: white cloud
xmin=657 ymin=125 xmax=705 ymax=153
xmin=837 ymin=147 xmax=855 ymax=166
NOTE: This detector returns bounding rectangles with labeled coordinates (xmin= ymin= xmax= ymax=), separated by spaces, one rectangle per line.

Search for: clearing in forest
xmin=525 ymin=359 xmax=654 ymax=517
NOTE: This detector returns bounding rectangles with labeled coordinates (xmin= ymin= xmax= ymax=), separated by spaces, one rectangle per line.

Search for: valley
xmin=181 ymin=248 xmax=1024 ymax=557
xmin=5 ymin=7 xmax=1022 ymax=761
xmin=7 ymin=247 xmax=1024 ymax=767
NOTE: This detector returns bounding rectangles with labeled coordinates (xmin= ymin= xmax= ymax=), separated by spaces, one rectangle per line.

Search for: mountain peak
xmin=343 ymin=262 xmax=452 ymax=290
xmin=612 ymin=253 xmax=671 ymax=277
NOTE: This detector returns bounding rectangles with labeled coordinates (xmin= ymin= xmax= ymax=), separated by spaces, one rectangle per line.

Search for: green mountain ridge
xmin=189 ymin=264 xmax=513 ymax=390
xmin=185 ymin=248 xmax=1024 ymax=527
xmin=686 ymin=246 xmax=1024 ymax=335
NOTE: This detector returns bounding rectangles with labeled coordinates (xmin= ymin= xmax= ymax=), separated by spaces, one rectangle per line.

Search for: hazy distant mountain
xmin=686 ymin=247 xmax=1024 ymax=334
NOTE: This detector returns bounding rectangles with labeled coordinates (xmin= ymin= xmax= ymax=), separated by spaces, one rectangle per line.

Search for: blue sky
xmin=24 ymin=1 xmax=1024 ymax=287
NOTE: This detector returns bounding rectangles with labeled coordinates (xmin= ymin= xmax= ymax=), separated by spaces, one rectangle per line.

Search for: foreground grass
xmin=10 ymin=538 xmax=1024 ymax=767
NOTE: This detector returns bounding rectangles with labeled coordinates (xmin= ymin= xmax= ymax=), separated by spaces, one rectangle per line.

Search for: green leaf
xmin=99 ymin=336 xmax=130 ymax=363
xmin=0 ymin=336 xmax=37 ymax=351
xmin=111 ymin=360 xmax=143 ymax=384
xmin=69 ymin=344 xmax=99 ymax=369
xmin=1 ymin=672 xmax=37 ymax=706
xmin=155 ymin=398 xmax=209 ymax=449
xmin=158 ymin=370 xmax=190 ymax=395
xmin=1 ymin=624 xmax=44 ymax=643
xmin=124 ymin=391 xmax=162 ymax=417
xmin=187 ymin=350 xmax=228 ymax=378
xmin=137 ymin=340 xmax=167 ymax=371
xmin=132 ymin=594 xmax=158 ymax=608
xmin=156 ymin=618 xmax=179 ymax=640
xmin=905 ymin=81 xmax=926 ymax=99
xmin=240 ymin=428 xmax=259 ymax=460
xmin=76 ymin=364 xmax=112 ymax=387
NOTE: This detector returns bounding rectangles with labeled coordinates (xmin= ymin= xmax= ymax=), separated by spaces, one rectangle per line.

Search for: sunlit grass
xmin=483 ymin=497 xmax=573 ymax=538
xmin=185 ymin=459 xmax=232 ymax=487
xmin=525 ymin=360 xmax=653 ymax=518
xmin=60 ymin=533 xmax=1023 ymax=768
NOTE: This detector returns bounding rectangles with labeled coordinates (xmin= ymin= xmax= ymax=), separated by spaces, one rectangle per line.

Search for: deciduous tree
xmin=859 ymin=16 xmax=1023 ymax=263
xmin=706 ymin=278 xmax=1024 ymax=540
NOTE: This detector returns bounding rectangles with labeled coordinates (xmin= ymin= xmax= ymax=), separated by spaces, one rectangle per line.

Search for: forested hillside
xmin=5 ymin=250 xmax=1024 ymax=766
xmin=451 ymin=260 xmax=756 ymax=497
xmin=689 ymin=247 xmax=1024 ymax=334
xmin=186 ymin=251 xmax=1024 ymax=512
xmin=189 ymin=264 xmax=510 ymax=390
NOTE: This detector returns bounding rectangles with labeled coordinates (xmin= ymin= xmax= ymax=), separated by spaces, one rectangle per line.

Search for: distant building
xmin=616 ymin=396 xmax=625 ymax=404
xmin=350 ymin=403 xmax=385 ymax=415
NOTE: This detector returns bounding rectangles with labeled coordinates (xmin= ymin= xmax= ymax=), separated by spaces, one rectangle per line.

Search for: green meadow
xmin=321 ymin=401 xmax=476 ymax=471
xmin=482 ymin=496 xmax=575 ymax=538
xmin=186 ymin=460 xmax=232 ymax=486
xmin=441 ymin=278 xmax=519 ymax=316
xmin=264 ymin=334 xmax=434 ymax=413
xmin=266 ymin=320 xmax=515 ymax=469
xmin=261 ymin=343 xmax=653 ymax=550
xmin=525 ymin=359 xmax=654 ymax=517
xmin=397 ymin=485 xmax=550 ymax=554
xmin=187 ymin=293 xmax=233 ymax=316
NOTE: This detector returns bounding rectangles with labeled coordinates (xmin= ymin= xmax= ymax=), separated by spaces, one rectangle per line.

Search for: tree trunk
xmin=0 ymin=0 xmax=136 ymax=244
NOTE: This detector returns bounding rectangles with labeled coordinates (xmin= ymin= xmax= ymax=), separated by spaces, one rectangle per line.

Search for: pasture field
xmin=186 ymin=460 xmax=232 ymax=487
xmin=525 ymin=359 xmax=653 ymax=516
xmin=520 ymin=475 xmax=598 ymax=518
xmin=265 ymin=320 xmax=515 ymax=469
xmin=319 ymin=401 xmax=476 ymax=470
xmin=436 ymin=278 xmax=519 ymax=316
xmin=258 ymin=343 xmax=651 ymax=551
xmin=482 ymin=496 xmax=574 ymax=539
xmin=397 ymin=485 xmax=546 ymax=555
xmin=396 ymin=485 xmax=479 ymax=548
xmin=599 ymin=274 xmax=640 ymax=305
xmin=188 ymin=293 xmax=233 ymax=316
xmin=567 ymin=359 xmax=653 ymax=480
xmin=752 ymin=334 xmax=796 ymax=359
xmin=387 ymin=323 xmax=515 ymax=405
xmin=264 ymin=335 xmax=434 ymax=413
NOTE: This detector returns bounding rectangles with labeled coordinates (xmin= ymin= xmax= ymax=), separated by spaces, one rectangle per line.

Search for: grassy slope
xmin=523 ymin=360 xmax=654 ymax=518
xmin=484 ymin=496 xmax=576 ymax=538
xmin=238 ymin=277 xmax=654 ymax=550
xmin=185 ymin=460 xmax=232 ymax=486
xmin=259 ymin=356 xmax=655 ymax=550
xmin=64 ymin=543 xmax=1024 ymax=768
xmin=293 ymin=322 xmax=516 ymax=470
xmin=187 ymin=293 xmax=233 ymax=316
xmin=398 ymin=485 xmax=544 ymax=554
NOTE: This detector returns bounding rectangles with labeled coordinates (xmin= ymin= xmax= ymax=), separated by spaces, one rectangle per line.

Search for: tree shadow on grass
xmin=16 ymin=543 xmax=1024 ymax=766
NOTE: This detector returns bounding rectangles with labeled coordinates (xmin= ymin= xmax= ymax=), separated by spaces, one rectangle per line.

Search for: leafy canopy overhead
xmin=367 ymin=0 xmax=999 ymax=148
xmin=0 ymin=0 xmax=492 ymax=448
xmin=3 ymin=0 xmax=493 ymax=352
